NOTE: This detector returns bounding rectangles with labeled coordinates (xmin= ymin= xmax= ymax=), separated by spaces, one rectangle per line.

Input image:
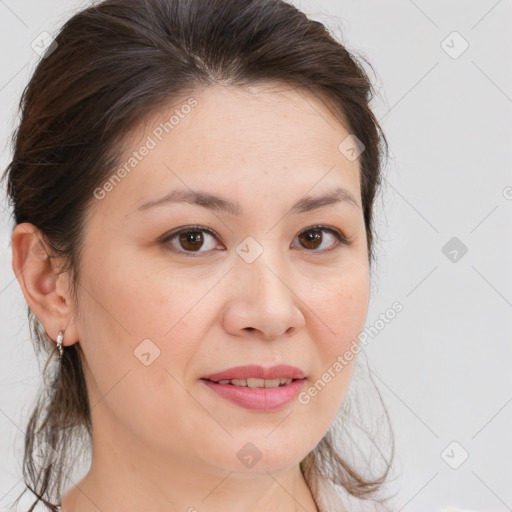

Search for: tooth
xmin=264 ymin=378 xmax=282 ymax=388
xmin=225 ymin=378 xmax=294 ymax=388
xmin=246 ymin=378 xmax=266 ymax=388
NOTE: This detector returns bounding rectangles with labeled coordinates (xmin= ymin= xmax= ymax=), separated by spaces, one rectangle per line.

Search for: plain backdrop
xmin=1 ymin=1 xmax=511 ymax=511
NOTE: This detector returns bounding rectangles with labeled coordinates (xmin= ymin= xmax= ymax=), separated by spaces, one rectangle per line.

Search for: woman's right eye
xmin=160 ymin=226 xmax=224 ymax=256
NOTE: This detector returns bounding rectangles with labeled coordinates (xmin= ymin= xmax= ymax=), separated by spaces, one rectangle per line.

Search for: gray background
xmin=1 ymin=1 xmax=511 ymax=510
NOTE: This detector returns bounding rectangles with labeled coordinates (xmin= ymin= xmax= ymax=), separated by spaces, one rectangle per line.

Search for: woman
xmin=2 ymin=0 xmax=394 ymax=510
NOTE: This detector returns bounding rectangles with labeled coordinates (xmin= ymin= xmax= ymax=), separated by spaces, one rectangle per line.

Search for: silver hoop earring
xmin=56 ymin=330 xmax=64 ymax=359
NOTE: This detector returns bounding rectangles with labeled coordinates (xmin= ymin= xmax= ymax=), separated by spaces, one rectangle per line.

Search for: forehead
xmin=91 ymin=82 xmax=362 ymax=219
xmin=160 ymin=82 xmax=352 ymax=151
xmin=128 ymin=81 xmax=356 ymax=159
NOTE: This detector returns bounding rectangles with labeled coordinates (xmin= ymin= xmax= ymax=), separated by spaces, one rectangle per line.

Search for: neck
xmin=61 ymin=423 xmax=319 ymax=512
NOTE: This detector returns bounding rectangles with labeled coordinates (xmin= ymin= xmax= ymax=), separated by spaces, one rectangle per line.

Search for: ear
xmin=11 ymin=223 xmax=79 ymax=349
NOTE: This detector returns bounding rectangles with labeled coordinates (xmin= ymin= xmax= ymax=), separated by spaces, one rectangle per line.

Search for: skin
xmin=11 ymin=82 xmax=370 ymax=512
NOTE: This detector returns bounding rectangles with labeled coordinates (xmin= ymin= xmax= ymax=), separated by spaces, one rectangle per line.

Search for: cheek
xmin=309 ymin=260 xmax=370 ymax=352
xmin=74 ymin=257 xmax=189 ymax=406
xmin=74 ymin=241 xmax=226 ymax=451
xmin=298 ymin=262 xmax=369 ymax=420
xmin=76 ymin=271 xmax=196 ymax=446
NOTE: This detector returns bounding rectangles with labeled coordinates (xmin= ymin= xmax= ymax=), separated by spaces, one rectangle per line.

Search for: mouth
xmin=201 ymin=364 xmax=306 ymax=383
xmin=201 ymin=377 xmax=303 ymax=388
xmin=199 ymin=365 xmax=307 ymax=411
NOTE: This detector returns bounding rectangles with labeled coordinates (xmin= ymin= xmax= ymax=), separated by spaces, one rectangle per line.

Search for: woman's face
xmin=73 ymin=83 xmax=370 ymax=476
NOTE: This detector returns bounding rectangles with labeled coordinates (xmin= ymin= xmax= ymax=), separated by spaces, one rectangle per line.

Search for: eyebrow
xmin=135 ymin=186 xmax=360 ymax=215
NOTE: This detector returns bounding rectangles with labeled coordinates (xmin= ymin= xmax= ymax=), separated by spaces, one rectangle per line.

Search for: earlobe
xmin=11 ymin=222 xmax=78 ymax=348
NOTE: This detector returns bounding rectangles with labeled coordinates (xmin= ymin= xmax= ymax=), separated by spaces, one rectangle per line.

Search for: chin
xmin=205 ymin=439 xmax=311 ymax=476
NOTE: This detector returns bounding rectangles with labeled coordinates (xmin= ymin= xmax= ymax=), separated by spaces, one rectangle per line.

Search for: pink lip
xmin=200 ymin=365 xmax=307 ymax=411
xmin=201 ymin=378 xmax=306 ymax=411
xmin=202 ymin=364 xmax=306 ymax=382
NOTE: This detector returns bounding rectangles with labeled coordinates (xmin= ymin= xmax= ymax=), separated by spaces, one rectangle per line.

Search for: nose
xmin=221 ymin=247 xmax=306 ymax=341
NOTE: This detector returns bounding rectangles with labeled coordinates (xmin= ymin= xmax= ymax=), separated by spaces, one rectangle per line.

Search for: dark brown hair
xmin=2 ymin=0 xmax=394 ymax=510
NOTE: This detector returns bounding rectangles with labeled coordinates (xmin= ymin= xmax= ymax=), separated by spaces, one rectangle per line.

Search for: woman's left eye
xmin=160 ymin=225 xmax=349 ymax=256
xmin=293 ymin=226 xmax=348 ymax=252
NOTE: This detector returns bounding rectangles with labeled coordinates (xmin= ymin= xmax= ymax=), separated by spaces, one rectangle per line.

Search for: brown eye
xmin=295 ymin=226 xmax=347 ymax=252
xmin=298 ymin=228 xmax=323 ymax=249
xmin=178 ymin=230 xmax=205 ymax=251
xmin=162 ymin=226 xmax=222 ymax=255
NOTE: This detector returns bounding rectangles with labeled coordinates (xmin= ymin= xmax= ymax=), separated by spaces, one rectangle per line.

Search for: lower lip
xmin=201 ymin=378 xmax=306 ymax=411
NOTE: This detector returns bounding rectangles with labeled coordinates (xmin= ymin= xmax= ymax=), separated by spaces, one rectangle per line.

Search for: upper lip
xmin=202 ymin=365 xmax=306 ymax=382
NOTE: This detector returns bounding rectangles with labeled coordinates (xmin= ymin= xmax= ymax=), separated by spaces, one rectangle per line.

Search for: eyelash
xmin=160 ymin=224 xmax=351 ymax=257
